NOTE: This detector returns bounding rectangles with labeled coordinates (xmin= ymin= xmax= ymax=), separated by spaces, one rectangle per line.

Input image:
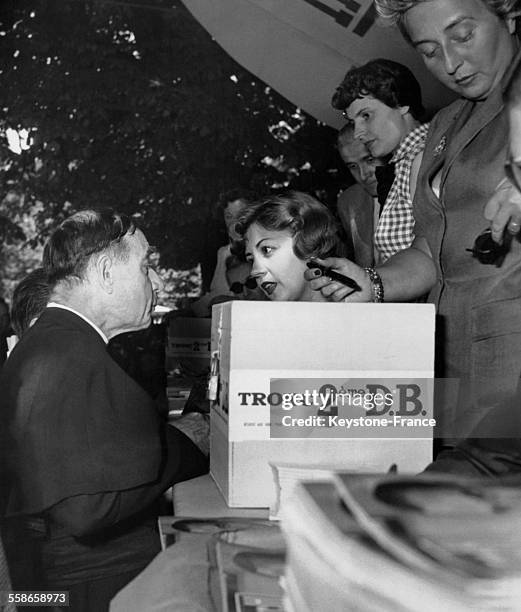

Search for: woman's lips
xmin=261 ymin=281 xmax=277 ymax=295
xmin=456 ymin=74 xmax=477 ymax=87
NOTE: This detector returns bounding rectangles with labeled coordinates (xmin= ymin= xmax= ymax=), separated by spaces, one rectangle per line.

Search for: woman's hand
xmin=304 ymin=257 xmax=372 ymax=302
xmin=484 ymin=178 xmax=521 ymax=243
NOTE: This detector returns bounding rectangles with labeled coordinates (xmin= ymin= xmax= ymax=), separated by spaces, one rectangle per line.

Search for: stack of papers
xmin=281 ymin=473 xmax=521 ymax=611
xmin=269 ymin=462 xmax=348 ymax=519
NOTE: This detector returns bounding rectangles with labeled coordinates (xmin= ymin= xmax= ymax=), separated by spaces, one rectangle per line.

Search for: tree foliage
xmin=0 ymin=0 xmax=350 ymax=296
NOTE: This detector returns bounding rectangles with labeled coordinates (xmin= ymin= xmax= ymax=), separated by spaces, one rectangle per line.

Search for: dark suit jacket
xmin=0 ymin=307 xmax=207 ymax=589
xmin=1 ymin=308 xmax=167 ymax=514
xmin=336 ymin=184 xmax=375 ymax=267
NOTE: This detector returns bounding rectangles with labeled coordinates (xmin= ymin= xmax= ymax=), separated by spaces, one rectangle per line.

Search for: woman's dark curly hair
xmin=237 ymin=191 xmax=340 ymax=260
xmin=332 ymin=58 xmax=425 ymax=121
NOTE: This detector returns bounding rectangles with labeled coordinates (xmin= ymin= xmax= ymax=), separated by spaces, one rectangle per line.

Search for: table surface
xmin=110 ymin=474 xmax=270 ymax=612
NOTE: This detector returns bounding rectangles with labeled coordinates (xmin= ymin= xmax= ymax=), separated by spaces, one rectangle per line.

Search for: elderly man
xmin=0 ymin=210 xmax=208 ymax=611
xmin=336 ymin=124 xmax=382 ymax=267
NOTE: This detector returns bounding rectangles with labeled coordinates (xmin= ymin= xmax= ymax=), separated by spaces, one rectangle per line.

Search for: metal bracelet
xmin=364 ymin=267 xmax=384 ymax=303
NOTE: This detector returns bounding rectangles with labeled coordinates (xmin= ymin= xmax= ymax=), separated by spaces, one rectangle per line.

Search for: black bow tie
xmin=375 ymin=162 xmax=396 ymax=212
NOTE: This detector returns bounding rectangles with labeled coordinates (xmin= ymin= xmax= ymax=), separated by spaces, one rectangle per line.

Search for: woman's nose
xmin=443 ymin=43 xmax=463 ymax=76
xmin=354 ymin=122 xmax=366 ymax=142
xmin=249 ymin=259 xmax=266 ymax=278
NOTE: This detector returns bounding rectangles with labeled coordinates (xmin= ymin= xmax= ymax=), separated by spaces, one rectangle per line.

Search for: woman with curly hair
xmin=308 ymin=0 xmax=521 ymax=446
xmin=240 ymin=191 xmax=341 ymax=302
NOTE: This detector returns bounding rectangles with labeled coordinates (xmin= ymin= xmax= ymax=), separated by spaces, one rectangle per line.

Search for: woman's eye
xmin=454 ymin=30 xmax=473 ymax=43
xmin=261 ymin=245 xmax=273 ymax=256
xmin=362 ymin=112 xmax=370 ymax=120
xmin=420 ymin=46 xmax=437 ymax=59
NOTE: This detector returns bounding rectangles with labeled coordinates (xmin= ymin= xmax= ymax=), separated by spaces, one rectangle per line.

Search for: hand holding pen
xmin=304 ymin=257 xmax=370 ymax=302
xmin=306 ymin=260 xmax=362 ymax=292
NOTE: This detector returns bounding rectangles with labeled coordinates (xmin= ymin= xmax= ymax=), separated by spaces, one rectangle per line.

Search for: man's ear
xmin=95 ymin=253 xmax=114 ymax=293
xmin=399 ymin=105 xmax=411 ymax=117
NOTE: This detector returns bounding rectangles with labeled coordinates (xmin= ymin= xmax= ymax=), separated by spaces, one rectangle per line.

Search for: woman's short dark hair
xmin=11 ymin=268 xmax=51 ymax=337
xmin=332 ymin=58 xmax=425 ymax=121
xmin=238 ymin=191 xmax=340 ymax=260
xmin=43 ymin=209 xmax=136 ymax=285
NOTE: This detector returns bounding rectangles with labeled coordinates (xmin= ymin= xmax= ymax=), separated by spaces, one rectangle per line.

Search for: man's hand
xmin=484 ymin=178 xmax=521 ymax=243
xmin=173 ymin=413 xmax=210 ymax=456
xmin=304 ymin=257 xmax=371 ymax=302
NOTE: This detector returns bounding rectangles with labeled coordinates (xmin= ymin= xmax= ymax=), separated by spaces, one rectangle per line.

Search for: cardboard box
xmin=210 ymin=302 xmax=436 ymax=508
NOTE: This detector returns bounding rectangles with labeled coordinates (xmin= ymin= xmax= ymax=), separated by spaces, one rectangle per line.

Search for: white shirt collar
xmin=47 ymin=302 xmax=109 ymax=344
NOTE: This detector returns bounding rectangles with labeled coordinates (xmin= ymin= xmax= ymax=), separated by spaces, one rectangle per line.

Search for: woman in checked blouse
xmin=333 ymin=58 xmax=429 ymax=263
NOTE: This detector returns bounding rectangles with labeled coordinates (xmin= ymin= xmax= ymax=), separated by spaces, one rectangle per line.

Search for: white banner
xmin=180 ymin=0 xmax=455 ymax=127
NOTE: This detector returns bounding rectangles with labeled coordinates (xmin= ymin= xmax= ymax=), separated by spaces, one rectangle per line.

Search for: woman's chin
xmin=264 ymin=284 xmax=320 ymax=302
xmin=268 ymin=292 xmax=283 ymax=301
xmin=267 ymin=290 xmax=293 ymax=302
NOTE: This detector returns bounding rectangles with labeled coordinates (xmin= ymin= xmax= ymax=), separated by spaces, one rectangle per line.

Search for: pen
xmin=306 ymin=260 xmax=362 ymax=292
